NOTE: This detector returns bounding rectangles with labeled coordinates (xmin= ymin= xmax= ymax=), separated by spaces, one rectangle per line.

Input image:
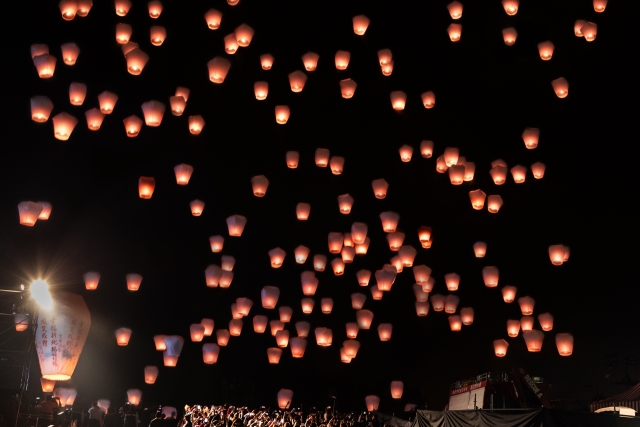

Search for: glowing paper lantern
xmin=356 ymin=237 xmax=370 ymax=255
xmin=338 ymin=78 xmax=359 ymax=100
xmin=301 ymin=272 xmax=319 ymax=295
xmin=204 ymin=9 xmax=222 ymax=30
xmin=83 ymin=272 xmax=100 ymax=290
xmin=275 ymin=105 xmax=290 ymax=124
xmin=487 ymin=195 xmax=503 ymax=213
xmin=417 ymin=226 xmax=433 ymax=248
xmin=523 ymin=330 xmax=544 ymax=352
xmin=296 ymin=203 xmax=311 ymax=220
xmin=208 ymin=57 xmax=231 ymax=83
xmin=187 ymin=115 xmax=205 ymax=135
xmin=33 ymin=54 xmax=57 ymax=79
xmin=448 ymin=23 xmax=462 ymax=42
xmin=482 ymin=266 xmax=499 ymax=288
xmin=51 ymin=112 xmax=78 ymax=141
xmin=125 ymin=49 xmax=149 ymax=75
xmin=288 ymin=70 xmax=308 ymax=93
xmin=375 ymin=268 xmax=396 ymax=292
xmin=253 ymin=315 xmax=268 ymax=333
xmin=448 ymin=1 xmax=463 ymax=19
xmin=202 ymin=343 xmax=220 ymax=364
xmin=268 ymin=247 xmax=286 ymax=268
xmin=444 ymin=295 xmax=460 ymax=314
xmin=365 ymin=396 xmax=380 ymax=412
xmin=31 ymin=44 xmax=49 ymax=59
xmin=271 ymin=321 xmax=284 ymax=336
xmin=356 ymin=310 xmax=374 ymax=329
xmin=390 ymin=91 xmax=407 ymax=110
xmin=95 ymin=92 xmax=118 ymax=116
xmin=415 ymin=301 xmax=430 ymax=317
xmin=229 ymin=319 xmax=243 ymax=336
xmin=236 ymin=298 xmax=253 ymax=317
xmin=290 ymin=337 xmax=307 ymax=358
xmin=61 ymin=43 xmax=80 ymax=66
xmin=494 ymin=339 xmax=509 ymax=357
xmin=204 ymin=264 xmax=222 ymax=287
xmin=490 ymin=166 xmax=508 ymax=185
xmin=328 ymin=232 xmax=343 ymax=253
xmin=343 ymin=234 xmax=354 ymax=247
xmin=538 ymin=312 xmax=554 ymax=331
xmin=293 ymin=245 xmax=310 ymax=264
xmin=330 ymin=156 xmax=345 ymax=175
xmin=312 ymin=148 xmax=329 ymax=167
xmin=260 ymin=53 xmax=274 ymax=70
xmin=398 ymin=246 xmax=417 ymax=267
xmin=67 ymin=83 xmax=87 ymax=106
xmin=190 ymin=324 xmax=205 ymax=342
xmin=420 ymin=140 xmax=434 ymax=158
xmin=59 ymin=0 xmax=78 ymax=20
xmin=115 ymin=0 xmax=131 ymax=16
xmin=275 ymin=329 xmax=290 ymax=347
xmin=144 ymin=366 xmax=159 ymax=384
xmin=520 ymin=316 xmax=534 ymax=332
xmin=30 ymin=96 xmax=54 ymax=123
xmin=521 ymin=127 xmax=540 ymax=149
xmin=444 ymin=273 xmax=461 ymax=291
xmin=371 ymin=285 xmax=383 ymax=300
xmin=448 ymin=165 xmax=464 ymax=185
xmin=390 ymin=381 xmax=404 ymax=399
xmin=460 ymin=307 xmax=474 ymax=325
xmin=153 ymin=335 xmax=166 ymax=351
xmin=448 ymin=315 xmax=462 ymax=331
xmin=548 ymin=245 xmax=570 ymax=265
xmin=319 ymin=298 xmax=333 ymax=314
xmin=372 ymin=178 xmax=389 ymax=199
xmin=286 ymin=151 xmax=299 ymax=168
xmin=301 ymin=298 xmax=315 ymax=314
xmin=77 ymin=0 xmax=92 ymax=17
xmin=14 ymin=314 xmax=29 ymax=332
xmin=436 ymin=156 xmax=448 ymax=173
xmin=277 ymin=389 xmax=294 ymax=409
xmin=302 ymin=52 xmax=319 ymax=71
xmin=341 ymin=247 xmax=355 ymax=263
xmin=472 ymin=241 xmax=487 ymax=258
xmin=216 ymin=329 xmax=230 ymax=346
xmin=502 ymin=27 xmax=518 ymax=45
xmin=335 ymin=50 xmax=350 ymax=70
xmin=537 ymin=41 xmax=554 ymax=61
xmin=507 ymin=320 xmax=520 ymax=337
xmin=41 ymin=378 xmax=56 ymax=392
xmin=295 ymin=321 xmax=310 ymax=339
xmin=314 ymin=327 xmax=333 ymax=346
xmin=224 ymin=33 xmax=239 ymax=54
xmin=172 ymin=163 xmax=194 ymax=185
xmin=413 ymin=265 xmax=432 ymax=287
xmin=518 ymin=296 xmax=535 ymax=315
xmin=531 ymin=162 xmax=546 ymax=179
xmin=35 ymin=292 xmax=91 ymax=380
xmin=381 ymin=60 xmax=394 ymax=76
xmin=331 ymin=258 xmax=345 ymax=276
xmin=261 ymin=286 xmax=280 ymax=309
xmin=126 ymin=273 xmax=142 ymax=291
xmin=226 ymin=215 xmax=247 ymax=236
xmin=115 ymin=23 xmax=132 ymax=44
xmin=254 ymin=81 xmax=269 ymax=100
xmin=469 ymin=190 xmax=486 ymax=210
xmin=125 ymin=389 xmax=142 ymax=406
xmin=552 ymin=77 xmax=569 ymax=98
xmin=581 ymin=22 xmax=598 ymax=41
xmin=353 ymin=15 xmax=370 ymax=35
xmin=85 ymin=108 xmax=104 ymax=130
xmin=593 ymin=0 xmax=607 ymax=12
xmin=421 ymin=91 xmax=436 ymax=109
xmin=201 ymin=319 xmax=214 ymax=336
xmin=390 ymin=257 xmax=403 ymax=273
xmin=555 ymin=333 xmax=574 ymax=356
xmin=378 ymin=323 xmax=393 ymax=341
xmin=234 ymin=24 xmax=254 ymax=47
xmin=163 ymin=352 xmax=177 ymax=367
xmin=356 ymin=269 xmax=372 ymax=287
xmin=430 ymin=294 xmax=445 ymax=312
xmin=313 ymin=255 xmax=326 ymax=272
xmin=501 ymin=0 xmax=519 ymax=15
xmin=502 ymin=286 xmax=517 ymax=303
xmin=387 ymin=232 xmax=405 ymax=251
xmin=150 ymin=26 xmax=166 ymax=46
xmin=189 ymin=199 xmax=205 ymax=216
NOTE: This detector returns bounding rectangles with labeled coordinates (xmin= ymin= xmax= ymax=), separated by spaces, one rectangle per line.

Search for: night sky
xmin=2 ymin=0 xmax=638 ymax=415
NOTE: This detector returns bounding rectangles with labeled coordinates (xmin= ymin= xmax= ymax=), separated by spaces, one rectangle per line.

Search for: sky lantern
xmin=136 ymin=176 xmax=156 ymax=199
xmin=351 ymin=223 xmax=368 ymax=245
xmin=313 ymin=148 xmax=330 ymax=167
xmin=154 ymin=335 xmax=166 ymax=351
xmin=444 ymin=273 xmax=461 ymax=291
xmin=331 ymin=258 xmax=345 ymax=276
xmin=52 ymin=112 xmax=78 ymax=141
xmin=448 ymin=315 xmax=463 ymax=331
xmin=293 ymin=245 xmax=310 ymax=264
xmin=398 ymin=245 xmax=417 ymax=267
xmin=205 ymin=264 xmax=222 ymax=287
xmin=224 ymin=33 xmax=239 ymax=54
xmin=460 ymin=307 xmax=474 ymax=325
xmin=125 ymin=273 xmax=142 ymax=291
xmin=31 ymin=96 xmax=54 ymax=123
xmin=288 ymin=71 xmax=308 ymax=93
xmin=229 ymin=319 xmax=243 ymax=336
xmin=85 ymin=108 xmax=104 ymax=130
xmin=338 ymin=78 xmax=359 ymax=100
xmin=231 ymin=304 xmax=241 ymax=319
xmin=275 ymin=105 xmax=290 ymax=124
xmin=518 ymin=296 xmax=535 ymax=315
xmin=260 ymin=53 xmax=274 ymax=70
xmin=204 ymin=8 xmax=222 ymax=29
xmin=593 ymin=0 xmax=607 ymax=12
xmin=330 ymin=156 xmax=345 ymax=175
xmin=417 ymin=226 xmax=433 ymax=248
xmin=378 ymin=49 xmax=393 ymax=68
xmin=321 ymin=298 xmax=334 ymax=314
xmin=301 ymin=272 xmax=319 ymax=295
xmin=342 ymin=340 xmax=360 ymax=359
xmin=188 ymin=115 xmax=206 ymax=135
xmin=448 ymin=23 xmax=462 ymax=42
xmin=253 ymin=315 xmax=268 ymax=333
xmin=387 ymin=232 xmax=405 ymax=251
xmin=250 ymin=175 xmax=270 ymax=197
xmin=189 ymin=199 xmax=205 ymax=216
xmin=201 ymin=319 xmax=214 ymax=336
xmin=343 ymin=233 xmax=354 ymax=247
xmin=61 ymin=42 xmax=80 ymax=65
xmin=335 ymin=50 xmax=351 ymax=70
xmin=41 ymin=378 xmax=56 ymax=393
xmin=207 ymin=57 xmax=231 ymax=83
xmin=413 ymin=265 xmax=432 ymax=286
xmin=531 ymin=162 xmax=546 ymax=179
xmin=436 ymin=156 xmax=448 ymax=173
xmin=216 ymin=329 xmax=230 ymax=346
xmin=381 ymin=60 xmax=394 ymax=76
xmin=444 ymin=295 xmax=460 ymax=314
xmin=126 ymin=389 xmax=142 ymax=406
xmin=469 ymin=189 xmax=486 ymax=210
xmin=270 ymin=321 xmax=285 ymax=336
xmin=226 ymin=215 xmax=247 ymax=236
xmin=36 ymin=202 xmax=52 ymax=220
xmin=487 ymin=195 xmax=503 ymax=213
xmin=416 ymin=301 xmax=430 ymax=317
xmin=390 ymin=91 xmax=407 ymax=110
xmin=490 ymin=165 xmax=508 ymax=185
xmin=390 ymin=257 xmax=403 ymax=273
xmin=537 ymin=41 xmax=554 ymax=61
xmin=31 ymin=44 xmax=49 ymax=59
xmin=538 ymin=313 xmax=554 ymax=331
xmin=69 ymin=83 xmax=87 ymax=106
xmin=507 ymin=320 xmax=520 ymax=337
xmin=494 ymin=339 xmax=509 ymax=357
xmin=372 ymin=178 xmax=389 ymax=199
xmin=278 ymin=389 xmax=294 ymax=409
xmin=115 ymin=23 xmax=132 ymax=44
xmin=548 ymin=245 xmax=570 ymax=265
xmin=174 ymin=163 xmax=194 ymax=186
xmin=390 ymin=381 xmax=404 ymax=399
xmin=236 ymin=298 xmax=253 ymax=317
xmin=502 ymin=27 xmax=518 ymax=45
xmin=301 ymin=298 xmax=315 ymax=314
xmin=352 ymin=15 xmax=370 ymax=35
xmin=202 ymin=343 xmax=220 ymax=364
xmin=147 ymin=0 xmax=162 ymax=17
xmin=449 ymin=165 xmax=465 ymax=185
xmin=125 ymin=49 xmax=149 ymax=75
xmin=378 ymin=323 xmax=393 ymax=341
xmin=523 ymin=330 xmax=544 ymax=352
xmin=345 ymin=323 xmax=359 ymax=340
xmin=511 ymin=165 xmax=527 ymax=183
xmin=502 ymin=286 xmax=517 ymax=303
xmin=190 ymin=324 xmax=205 ymax=342
xmin=219 ymin=271 xmax=234 ymax=288
xmin=295 ymin=321 xmax=311 ymax=338
xmin=290 ymin=337 xmax=307 ymax=358
xmin=115 ymin=0 xmax=131 ymax=16
xmin=150 ymin=26 xmax=166 ymax=46
xmin=77 ymin=0 xmax=92 ymax=17
xmin=482 ymin=266 xmax=499 ymax=288
xmin=556 ymin=333 xmax=574 ymax=356
xmin=342 ymin=247 xmax=356 ymax=263
xmin=115 ymin=327 xmax=132 ymax=346
xmin=261 ymin=286 xmax=280 ymax=309
xmin=335 ymin=194 xmax=355 ymax=214
xmin=420 ymin=140 xmax=434 ymax=158
xmin=122 ymin=40 xmax=139 ymax=54
xmin=370 ymin=285 xmax=383 ymax=300
xmin=520 ymin=316 xmax=534 ymax=332
xmin=254 ymin=81 xmax=269 ymax=100
xmin=351 ymin=293 xmax=367 ymax=310
xmin=33 ymin=54 xmax=57 ymax=78
xmin=315 ymin=327 xmax=333 ymax=347
xmin=473 ymin=241 xmax=487 ymax=258
xmin=421 ymin=91 xmax=436 ymax=109
xmin=294 ymin=202 xmax=311 ymax=220
xmin=447 ymin=1 xmax=463 ymax=19
xmin=356 ymin=269 xmax=372 ymax=287
xmin=552 ymin=77 xmax=569 ymax=98
xmin=83 ymin=272 xmax=100 ymax=290
xmin=522 ymin=127 xmax=540 ymax=149
xmin=141 ymin=100 xmax=165 ymax=127
xmin=286 ymin=151 xmax=299 ymax=168
xmin=365 ymin=396 xmax=380 ymax=412
xmin=268 ymin=247 xmax=286 ymax=268
xmin=327 ymin=232 xmax=344 ymax=253
xmin=356 ymin=237 xmax=371 ymax=255
xmin=96 ymin=91 xmax=118 ymax=115
xmin=267 ymin=348 xmax=282 ymax=364
xmin=59 ymin=0 xmax=78 ymax=20
xmin=444 ymin=147 xmax=459 ymax=167
xmin=301 ymin=51 xmax=320 ymax=71
xmin=423 ymin=277 xmax=436 ymax=293
xmin=430 ymin=294 xmax=445 ymax=312
xmin=356 ymin=310 xmax=374 ymax=329
xmin=235 ymin=24 xmax=254 ymax=47
xmin=375 ymin=268 xmax=396 ymax=292
xmin=313 ymin=255 xmax=327 ymax=272
xmin=581 ymin=22 xmax=598 ymax=41
xmin=463 ymin=163 xmax=476 ymax=180
xmin=398 ymin=145 xmax=414 ymax=162
xmin=14 ymin=314 xmax=29 ymax=332
xmin=501 ymin=0 xmax=519 ymax=15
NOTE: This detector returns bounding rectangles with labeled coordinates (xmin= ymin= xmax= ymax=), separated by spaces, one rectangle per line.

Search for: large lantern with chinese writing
xmin=35 ymin=292 xmax=91 ymax=380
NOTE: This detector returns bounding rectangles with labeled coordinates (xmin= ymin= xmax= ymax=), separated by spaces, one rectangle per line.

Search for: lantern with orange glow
xmin=143 ymin=366 xmax=159 ymax=384
xmin=381 ymin=60 xmax=394 ymax=76
xmin=371 ymin=285 xmax=383 ymax=300
xmin=163 ymin=352 xmax=177 ymax=367
xmin=31 ymin=96 xmax=54 ymax=123
xmin=372 ymin=178 xmax=389 ymax=199
xmin=448 ymin=165 xmax=464 ymax=185
xmin=523 ymin=330 xmax=544 ymax=352
xmin=352 ymin=15 xmax=370 ymax=35
xmin=216 ymin=329 xmax=230 ymax=346
xmin=510 ymin=165 xmax=527 ymax=183
xmin=35 ymin=202 xmax=51 ymax=221
xmin=267 ymin=348 xmax=282 ymax=364
xmin=61 ymin=42 xmax=80 ymax=65
xmin=548 ymin=245 xmax=570 ymax=265
xmin=125 ymin=273 xmax=142 ymax=291
xmin=290 ymin=337 xmax=307 ymax=358
xmin=356 ymin=310 xmax=374 ymax=329
xmin=125 ymin=49 xmax=149 ymax=75
xmin=330 ymin=156 xmax=345 ymax=175
xmin=33 ymin=54 xmax=57 ymax=79
xmin=531 ymin=162 xmax=546 ymax=179
xmin=224 ymin=33 xmax=238 ymax=54
xmin=59 ymin=0 xmax=78 ymax=20
xmin=208 ymin=57 xmax=231 ymax=83
xmin=301 ymin=272 xmax=319 ymax=296
xmin=365 ymin=396 xmax=380 ymax=412
xmin=421 ymin=91 xmax=436 ymax=109
xmin=520 ymin=316 xmax=534 ymax=332
xmin=313 ymin=255 xmax=326 ymax=272
xmin=463 ymin=162 xmax=476 ymax=181
xmin=311 ymin=148 xmax=329 ymax=167
xmin=423 ymin=277 xmax=436 ymax=293
xmin=186 ymin=115 xmax=205 ymax=135
xmin=253 ymin=315 xmax=268 ymax=333
xmin=472 ymin=241 xmax=487 ymax=258
xmin=501 ymin=0 xmax=519 ymax=15
xmin=487 ymin=195 xmax=503 ymax=213
xmin=389 ymin=381 xmax=404 ymax=399
xmin=538 ymin=312 xmax=554 ymax=331
xmin=430 ymin=294 xmax=445 ymax=312
xmin=140 ymin=100 xmax=165 ymax=127
xmin=412 ymin=265 xmax=431 ymax=287
xmin=494 ymin=339 xmax=509 ymax=357
xmin=200 ymin=319 xmax=214 ymax=336
xmin=390 ymin=257 xmax=403 ymax=273
xmin=377 ymin=323 xmax=393 ymax=341
xmin=522 ymin=127 xmax=540 ymax=149
xmin=436 ymin=156 xmax=448 ymax=173
xmin=204 ymin=8 xmax=222 ymax=29
xmin=114 ymin=0 xmax=131 ymax=16
xmin=331 ymin=258 xmax=345 ymax=276
xmin=219 ymin=271 xmax=233 ymax=288
xmin=295 ymin=203 xmax=311 ymax=221
xmin=126 ymin=389 xmax=142 ymax=406
xmin=507 ymin=320 xmax=520 ymax=337
xmin=444 ymin=295 xmax=460 ymax=314
xmin=189 ymin=199 xmax=205 ymax=216
xmin=301 ymin=298 xmax=315 ymax=314
xmin=555 ymin=333 xmax=574 ymax=356
xmin=326 ymin=232 xmax=342 ymax=253
xmin=267 ymin=247 xmax=286 ymax=268
xmin=335 ymin=50 xmax=350 ymax=70
xmin=502 ymin=27 xmax=517 ymax=45
xmin=292 ymin=245 xmax=310 ymax=264
xmin=275 ymin=105 xmax=290 ymax=124
xmin=448 ymin=315 xmax=462 ymax=331
xmin=482 ymin=266 xmax=499 ymax=288
xmin=202 ymin=343 xmax=220 ymax=364
xmin=448 ymin=23 xmax=462 ymax=42
xmin=149 ymin=26 xmax=166 ymax=46
xmin=375 ymin=268 xmax=396 ymax=292
xmin=341 ymin=247 xmax=355 ymax=263
xmin=537 ymin=41 xmax=554 ymax=60
xmin=277 ymin=389 xmax=294 ymax=409
xmin=551 ymin=77 xmax=569 ymax=98
xmin=14 ymin=314 xmax=29 ymax=332
xmin=593 ymin=0 xmax=607 ymax=12
xmin=83 ymin=272 xmax=100 ymax=290
xmin=204 ymin=264 xmax=222 ymax=287
xmin=415 ymin=301 xmax=430 ymax=317
xmin=293 ymin=321 xmax=310 ymax=339
xmin=302 ymin=52 xmax=320 ymax=71
xmin=31 ymin=44 xmax=49 ymax=59
xmin=460 ymin=307 xmax=474 ymax=325
xmin=397 ymin=145 xmax=414 ymax=162
xmin=581 ymin=22 xmax=597 ymax=41
xmin=261 ymin=286 xmax=280 ymax=309
xmin=229 ymin=319 xmax=243 ymax=336
xmin=285 ymin=151 xmax=299 ymax=168
xmin=386 ymin=232 xmax=405 ymax=251
xmin=288 ymin=71 xmax=308 ymax=93
xmin=17 ymin=202 xmax=42 ymax=226
xmin=189 ymin=324 xmax=205 ymax=342
xmin=171 ymin=163 xmax=193 ymax=186
xmin=416 ymin=226 xmax=432 ymax=248
xmin=84 ymin=108 xmax=104 ymax=131
xmin=115 ymin=328 xmax=132 ymax=346
xmin=314 ymin=327 xmax=333 ymax=347
xmin=153 ymin=335 xmax=166 ymax=351
xmin=390 ymin=91 xmax=407 ymax=110
xmin=490 ymin=166 xmax=507 ymax=185
xmin=226 ymin=215 xmax=247 ymax=236
xmin=447 ymin=1 xmax=463 ymax=19
xmin=398 ymin=246 xmax=417 ymax=267
xmin=253 ymin=81 xmax=269 ymax=100
xmin=469 ymin=190 xmax=486 ymax=210
xmin=518 ymin=296 xmax=535 ymax=315
xmin=235 ymin=24 xmax=254 ymax=47
xmin=420 ymin=140 xmax=434 ymax=158
xmin=354 ymin=269 xmax=371 ymax=287
xmin=337 ymin=78 xmax=358 ymax=99
xmin=41 ymin=378 xmax=56 ymax=393
xmin=260 ymin=53 xmax=274 ymax=70
xmin=335 ymin=194 xmax=354 ymax=215
xmin=444 ymin=273 xmax=461 ymax=291
xmin=356 ymin=237 xmax=370 ymax=255
xmin=115 ymin=23 xmax=132 ymax=44
xmin=248 ymin=175 xmax=269 ymax=197
xmin=443 ymin=147 xmax=459 ymax=167
xmin=51 ymin=112 xmax=78 ymax=141
xmin=502 ymin=286 xmax=517 ymax=303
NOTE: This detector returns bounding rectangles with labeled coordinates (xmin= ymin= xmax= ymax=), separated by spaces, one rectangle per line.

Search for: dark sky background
xmin=1 ymin=0 xmax=638 ymax=415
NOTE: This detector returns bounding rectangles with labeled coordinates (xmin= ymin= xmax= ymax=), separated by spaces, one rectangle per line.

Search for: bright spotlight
xmin=31 ymin=280 xmax=53 ymax=310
